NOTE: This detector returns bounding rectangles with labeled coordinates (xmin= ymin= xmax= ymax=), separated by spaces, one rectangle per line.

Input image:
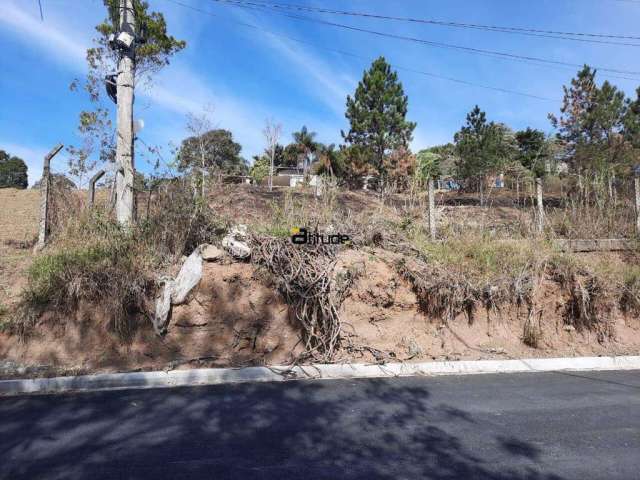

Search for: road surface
xmin=1 ymin=370 xmax=639 ymax=479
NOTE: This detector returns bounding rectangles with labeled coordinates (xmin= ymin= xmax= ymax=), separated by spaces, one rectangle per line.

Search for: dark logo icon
xmin=290 ymin=227 xmax=351 ymax=245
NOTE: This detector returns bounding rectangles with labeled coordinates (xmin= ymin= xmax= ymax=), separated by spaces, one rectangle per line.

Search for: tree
xmin=623 ymin=87 xmax=640 ymax=161
xmin=263 ymin=119 xmax=282 ymax=192
xmin=384 ymin=147 xmax=416 ymax=191
xmin=342 ymin=56 xmax=416 ymax=177
xmin=515 ymin=128 xmax=549 ymax=178
xmin=249 ymin=155 xmax=270 ymax=184
xmin=454 ymin=106 xmax=514 ymax=202
xmin=315 ymin=144 xmax=344 ymax=179
xmin=0 ymin=150 xmax=28 ymax=189
xmin=281 ymin=143 xmax=301 ymax=168
xmin=424 ymin=144 xmax=458 ymax=178
xmin=549 ymin=66 xmax=598 ymax=172
xmin=340 ymin=144 xmax=376 ymax=189
xmin=415 ymin=150 xmax=442 ymax=185
xmin=177 ymin=122 xmax=246 ymax=197
xmin=292 ymin=126 xmax=318 ymax=174
xmin=549 ymin=66 xmax=629 ymax=175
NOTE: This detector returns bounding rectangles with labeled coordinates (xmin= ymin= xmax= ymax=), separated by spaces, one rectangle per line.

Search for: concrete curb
xmin=1 ymin=355 xmax=639 ymax=396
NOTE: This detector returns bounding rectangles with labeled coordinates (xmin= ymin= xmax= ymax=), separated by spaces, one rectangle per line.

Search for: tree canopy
xmin=415 ymin=150 xmax=442 ymax=182
xmin=454 ymin=106 xmax=514 ymax=184
xmin=342 ymin=56 xmax=416 ymax=176
xmin=549 ymin=65 xmax=635 ymax=174
xmin=0 ymin=150 xmax=28 ymax=189
xmin=515 ymin=128 xmax=550 ymax=177
xmin=177 ymin=129 xmax=247 ymax=175
xmin=67 ymin=0 xmax=186 ymax=188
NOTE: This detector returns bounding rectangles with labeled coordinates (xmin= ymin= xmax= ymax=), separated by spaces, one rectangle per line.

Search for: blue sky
xmin=1 ymin=0 xmax=640 ymax=185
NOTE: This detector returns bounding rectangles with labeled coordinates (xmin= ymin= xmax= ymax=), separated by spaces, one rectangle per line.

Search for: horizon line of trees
xmin=6 ymin=45 xmax=640 ymax=195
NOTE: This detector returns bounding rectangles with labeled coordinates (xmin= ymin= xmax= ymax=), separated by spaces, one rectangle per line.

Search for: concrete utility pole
xmin=36 ymin=143 xmax=63 ymax=251
xmin=88 ymin=170 xmax=106 ymax=208
xmin=115 ymin=0 xmax=136 ymax=225
xmin=635 ymin=173 xmax=640 ymax=236
xmin=536 ymin=177 xmax=544 ymax=234
xmin=427 ymin=178 xmax=436 ymax=240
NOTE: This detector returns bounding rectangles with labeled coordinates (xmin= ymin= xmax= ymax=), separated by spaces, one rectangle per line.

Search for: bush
xmin=14 ymin=179 xmax=228 ymax=339
xmin=19 ymin=226 xmax=150 ymax=338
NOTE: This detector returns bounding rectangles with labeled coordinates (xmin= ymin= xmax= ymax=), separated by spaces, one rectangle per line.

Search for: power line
xmin=163 ymin=0 xmax=558 ymax=102
xmin=212 ymin=0 xmax=640 ymax=47
xmin=212 ymin=0 xmax=640 ymax=77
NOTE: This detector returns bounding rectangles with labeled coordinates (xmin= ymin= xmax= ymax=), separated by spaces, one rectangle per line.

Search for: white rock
xmin=152 ymin=248 xmax=204 ymax=334
xmin=201 ymin=244 xmax=224 ymax=262
xmin=222 ymin=236 xmax=251 ymax=259
xmin=222 ymin=225 xmax=251 ymax=259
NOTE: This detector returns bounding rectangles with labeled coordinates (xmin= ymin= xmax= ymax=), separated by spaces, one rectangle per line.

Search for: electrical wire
xmin=211 ymin=0 xmax=640 ymax=47
xmin=211 ymin=0 xmax=640 ymax=77
xmin=163 ymin=0 xmax=559 ymax=101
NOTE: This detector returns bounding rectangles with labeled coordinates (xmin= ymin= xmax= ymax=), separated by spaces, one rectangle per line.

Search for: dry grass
xmin=8 ymin=179 xmax=227 ymax=339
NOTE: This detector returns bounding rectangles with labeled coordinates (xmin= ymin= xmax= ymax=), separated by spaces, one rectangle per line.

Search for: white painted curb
xmin=1 ymin=355 xmax=639 ymax=396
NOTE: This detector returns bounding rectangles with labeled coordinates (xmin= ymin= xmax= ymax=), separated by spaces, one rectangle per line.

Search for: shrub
xmin=18 ymin=227 xmax=150 ymax=338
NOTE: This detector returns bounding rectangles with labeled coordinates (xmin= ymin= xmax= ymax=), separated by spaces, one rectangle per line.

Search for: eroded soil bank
xmin=2 ymin=248 xmax=639 ymax=379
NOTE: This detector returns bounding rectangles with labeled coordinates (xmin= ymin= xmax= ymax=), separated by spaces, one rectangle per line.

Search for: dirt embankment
xmin=1 ymin=186 xmax=639 ymax=378
xmin=2 ymin=247 xmax=639 ymax=378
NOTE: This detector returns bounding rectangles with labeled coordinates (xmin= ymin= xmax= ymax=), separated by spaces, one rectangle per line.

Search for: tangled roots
xmin=252 ymin=237 xmax=342 ymax=361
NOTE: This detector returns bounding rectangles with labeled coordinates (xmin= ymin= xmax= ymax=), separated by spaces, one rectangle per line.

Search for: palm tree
xmin=317 ymin=143 xmax=338 ymax=178
xmin=292 ymin=126 xmax=318 ymax=175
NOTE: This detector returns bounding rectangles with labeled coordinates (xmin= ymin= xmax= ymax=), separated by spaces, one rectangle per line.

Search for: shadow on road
xmin=0 ymin=377 xmax=564 ymax=479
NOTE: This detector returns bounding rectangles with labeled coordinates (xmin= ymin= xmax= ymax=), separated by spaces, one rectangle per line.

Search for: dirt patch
xmin=0 ymin=261 xmax=303 ymax=376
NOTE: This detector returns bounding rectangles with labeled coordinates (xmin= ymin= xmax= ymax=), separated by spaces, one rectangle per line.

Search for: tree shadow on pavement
xmin=0 ymin=377 xmax=564 ymax=480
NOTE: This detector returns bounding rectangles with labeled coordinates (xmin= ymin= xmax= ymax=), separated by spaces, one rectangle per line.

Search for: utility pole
xmin=114 ymin=0 xmax=136 ymax=225
xmin=635 ymin=172 xmax=640 ymax=236
xmin=536 ymin=177 xmax=544 ymax=235
xmin=427 ymin=177 xmax=436 ymax=240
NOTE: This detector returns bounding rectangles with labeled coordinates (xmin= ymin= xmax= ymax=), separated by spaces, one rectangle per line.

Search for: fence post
xmin=35 ymin=144 xmax=63 ymax=252
xmin=536 ymin=177 xmax=544 ymax=234
xmin=428 ymin=178 xmax=436 ymax=240
xmin=635 ymin=174 xmax=640 ymax=236
xmin=88 ymin=170 xmax=105 ymax=208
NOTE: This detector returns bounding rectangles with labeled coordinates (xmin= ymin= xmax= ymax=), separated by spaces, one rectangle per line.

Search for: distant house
xmin=261 ymin=165 xmax=322 ymax=188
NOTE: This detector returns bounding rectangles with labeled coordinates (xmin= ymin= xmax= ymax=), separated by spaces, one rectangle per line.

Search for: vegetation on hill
xmin=0 ymin=150 xmax=28 ymax=189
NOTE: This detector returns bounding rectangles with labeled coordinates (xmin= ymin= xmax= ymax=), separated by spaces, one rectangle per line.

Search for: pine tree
xmin=342 ymin=57 xmax=416 ymax=177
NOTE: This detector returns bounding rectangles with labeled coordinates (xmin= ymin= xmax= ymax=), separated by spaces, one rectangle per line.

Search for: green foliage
xmin=415 ymin=150 xmax=442 ymax=182
xmin=454 ymin=106 xmax=515 ymax=184
xmin=623 ymin=87 xmax=640 ymax=150
xmin=412 ymin=234 xmax=551 ymax=283
xmin=340 ymin=144 xmax=376 ymax=188
xmin=292 ymin=126 xmax=319 ymax=171
xmin=68 ymin=0 xmax=186 ymax=185
xmin=550 ymin=65 xmax=635 ymax=174
xmin=315 ymin=144 xmax=343 ymax=177
xmin=0 ymin=150 xmax=28 ymax=189
xmin=250 ymin=155 xmax=270 ymax=184
xmin=177 ymin=129 xmax=247 ymax=175
xmin=96 ymin=0 xmax=186 ymax=75
xmin=515 ymin=128 xmax=549 ymax=177
xmin=342 ymin=56 xmax=416 ymax=175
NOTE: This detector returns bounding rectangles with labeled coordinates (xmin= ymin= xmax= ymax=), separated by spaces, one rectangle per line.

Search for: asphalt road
xmin=1 ymin=370 xmax=639 ymax=480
